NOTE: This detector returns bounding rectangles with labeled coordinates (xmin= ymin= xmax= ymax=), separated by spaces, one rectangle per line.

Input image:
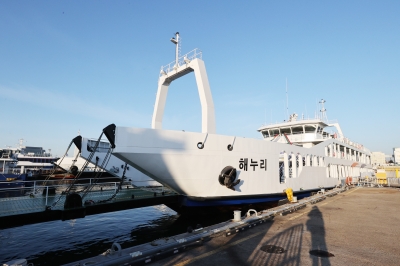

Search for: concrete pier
xmin=153 ymin=187 xmax=400 ymax=266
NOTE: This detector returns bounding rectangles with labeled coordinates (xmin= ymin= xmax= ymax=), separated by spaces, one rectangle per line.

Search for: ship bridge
xmin=258 ymin=118 xmax=333 ymax=147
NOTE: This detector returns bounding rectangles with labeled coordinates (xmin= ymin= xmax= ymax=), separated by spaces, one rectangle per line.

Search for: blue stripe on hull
xmin=182 ymin=192 xmax=313 ymax=207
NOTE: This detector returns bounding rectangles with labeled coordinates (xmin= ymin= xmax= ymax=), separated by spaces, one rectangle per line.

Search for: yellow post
xmin=285 ymin=188 xmax=293 ymax=202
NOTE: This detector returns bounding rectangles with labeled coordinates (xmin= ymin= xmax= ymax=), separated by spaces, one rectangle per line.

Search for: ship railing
xmin=20 ymin=153 xmax=54 ymax=158
xmin=260 ymin=118 xmax=339 ymax=127
xmin=1 ymin=153 xmax=11 ymax=159
xmin=0 ymin=178 xmax=170 ymax=206
xmin=281 ymin=132 xmax=330 ymax=143
xmin=334 ymin=135 xmax=370 ymax=153
xmin=160 ymin=48 xmax=202 ymax=77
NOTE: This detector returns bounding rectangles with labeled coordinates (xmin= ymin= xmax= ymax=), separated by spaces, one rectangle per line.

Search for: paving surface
xmin=152 ymin=187 xmax=400 ymax=266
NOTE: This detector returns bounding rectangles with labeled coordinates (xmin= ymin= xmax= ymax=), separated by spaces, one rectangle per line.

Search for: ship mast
xmin=170 ymin=32 xmax=180 ymax=69
xmin=319 ymin=99 xmax=328 ymax=122
xmin=152 ymin=33 xmax=216 ymax=133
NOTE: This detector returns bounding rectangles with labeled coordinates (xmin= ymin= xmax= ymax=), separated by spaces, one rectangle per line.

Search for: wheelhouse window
xmin=291 ymin=126 xmax=304 ymax=134
xmin=304 ymin=125 xmax=316 ymax=133
xmin=269 ymin=129 xmax=280 ymax=136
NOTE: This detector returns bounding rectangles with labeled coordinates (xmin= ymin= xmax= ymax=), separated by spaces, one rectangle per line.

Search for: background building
xmin=371 ymin=152 xmax=386 ymax=166
xmin=394 ymin=148 xmax=400 ymax=164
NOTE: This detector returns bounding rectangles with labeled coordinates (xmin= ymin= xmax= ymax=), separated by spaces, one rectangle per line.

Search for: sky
xmin=1 ymin=1 xmax=399 ymax=157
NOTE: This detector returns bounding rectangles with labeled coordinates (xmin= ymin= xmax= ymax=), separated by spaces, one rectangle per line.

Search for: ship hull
xmin=108 ymin=126 xmax=370 ymax=208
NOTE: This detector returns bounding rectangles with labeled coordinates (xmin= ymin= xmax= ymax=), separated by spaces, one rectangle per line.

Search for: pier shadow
xmin=245 ymin=223 xmax=304 ymax=266
xmin=160 ymin=205 xmax=332 ymax=266
xmin=158 ymin=215 xmax=279 ymax=266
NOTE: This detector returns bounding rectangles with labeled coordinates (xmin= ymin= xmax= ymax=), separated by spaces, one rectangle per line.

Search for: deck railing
xmin=160 ymin=48 xmax=202 ymax=77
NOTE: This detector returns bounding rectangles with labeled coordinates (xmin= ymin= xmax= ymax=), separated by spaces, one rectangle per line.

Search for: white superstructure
xmin=100 ymin=34 xmax=373 ymax=209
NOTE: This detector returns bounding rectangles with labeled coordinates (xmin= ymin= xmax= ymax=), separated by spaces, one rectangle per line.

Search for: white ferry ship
xmin=100 ymin=33 xmax=373 ymax=211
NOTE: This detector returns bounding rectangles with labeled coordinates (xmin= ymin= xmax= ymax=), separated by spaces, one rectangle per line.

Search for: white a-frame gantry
xmin=151 ymin=32 xmax=216 ymax=134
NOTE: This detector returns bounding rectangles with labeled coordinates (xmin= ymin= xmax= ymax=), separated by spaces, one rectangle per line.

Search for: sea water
xmin=0 ymin=205 xmax=232 ymax=265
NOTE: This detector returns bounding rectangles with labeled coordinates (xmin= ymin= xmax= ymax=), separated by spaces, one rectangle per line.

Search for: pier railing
xmin=349 ymin=177 xmax=400 ymax=188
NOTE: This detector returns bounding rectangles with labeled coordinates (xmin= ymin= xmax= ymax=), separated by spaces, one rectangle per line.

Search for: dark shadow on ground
xmin=248 ymin=223 xmax=303 ymax=266
xmin=306 ymin=206 xmax=331 ymax=266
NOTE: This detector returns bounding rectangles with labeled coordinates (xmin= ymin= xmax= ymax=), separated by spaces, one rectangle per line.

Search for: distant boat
xmin=0 ymin=139 xmax=59 ymax=180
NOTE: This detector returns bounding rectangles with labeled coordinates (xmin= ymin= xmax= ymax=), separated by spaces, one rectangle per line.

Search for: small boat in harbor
xmin=0 ymin=139 xmax=59 ymax=180
xmin=99 ymin=33 xmax=374 ymax=212
xmin=0 ymin=149 xmax=26 ymax=196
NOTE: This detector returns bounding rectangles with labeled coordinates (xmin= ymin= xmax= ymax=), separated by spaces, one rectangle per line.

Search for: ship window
xmin=262 ymin=131 xmax=269 ymax=138
xmin=304 ymin=125 xmax=316 ymax=133
xmin=281 ymin=128 xmax=291 ymax=134
xmin=269 ymin=129 xmax=280 ymax=136
xmin=87 ymin=140 xmax=111 ymax=153
xmin=279 ymin=161 xmax=285 ymax=183
xmin=292 ymin=126 xmax=303 ymax=134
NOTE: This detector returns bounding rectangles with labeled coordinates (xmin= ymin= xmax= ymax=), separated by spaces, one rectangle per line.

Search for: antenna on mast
xmin=319 ymin=99 xmax=328 ymax=122
xmin=170 ymin=32 xmax=180 ymax=69
xmin=18 ymin=139 xmax=24 ymax=148
xmin=285 ymin=78 xmax=289 ymax=119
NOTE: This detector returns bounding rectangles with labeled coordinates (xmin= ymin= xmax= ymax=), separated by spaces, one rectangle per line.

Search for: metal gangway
xmin=0 ymin=179 xmax=179 ymax=229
